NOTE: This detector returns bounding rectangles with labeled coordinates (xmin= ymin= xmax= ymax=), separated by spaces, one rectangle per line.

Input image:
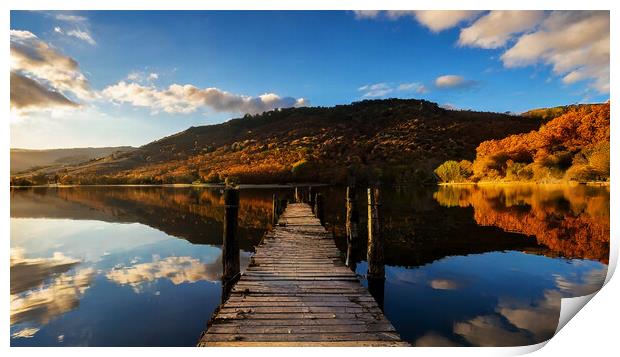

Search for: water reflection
xmin=11 ymin=186 xmax=276 ymax=250
xmin=434 ymin=184 xmax=610 ymax=263
xmin=330 ymin=184 xmax=608 ymax=347
xmin=452 ymin=266 xmax=605 ymax=347
xmin=106 ymin=256 xmax=220 ymax=292
xmin=106 ymin=254 xmax=252 ymax=293
xmin=9 ymin=185 xmax=609 ymax=346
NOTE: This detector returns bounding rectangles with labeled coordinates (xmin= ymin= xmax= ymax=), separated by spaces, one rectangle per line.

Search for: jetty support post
xmin=345 ymin=185 xmax=359 ymax=268
xmin=368 ymin=274 xmax=385 ymax=310
xmin=315 ymin=193 xmax=325 ymax=225
xmin=367 ymin=187 xmax=385 ymax=279
xmin=309 ymin=187 xmax=315 ymax=213
xmin=294 ymin=186 xmax=300 ymax=203
xmin=222 ymin=188 xmax=240 ymax=284
xmin=272 ymin=193 xmax=278 ymax=225
xmin=367 ymin=186 xmax=385 ymax=309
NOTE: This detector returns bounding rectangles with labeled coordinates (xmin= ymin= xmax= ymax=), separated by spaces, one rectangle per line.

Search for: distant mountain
xmin=11 ymin=147 xmax=135 ymax=174
xmin=11 ymin=99 xmax=544 ymax=186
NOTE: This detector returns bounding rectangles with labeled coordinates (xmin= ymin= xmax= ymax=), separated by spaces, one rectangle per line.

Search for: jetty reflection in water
xmin=9 ymin=184 xmax=608 ymax=346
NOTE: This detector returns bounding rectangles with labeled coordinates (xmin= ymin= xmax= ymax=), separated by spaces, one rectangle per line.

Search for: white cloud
xmin=397 ymin=82 xmax=429 ymax=93
xmin=412 ymin=11 xmax=484 ymax=32
xmin=501 ymin=11 xmax=609 ymax=92
xmin=55 ymin=14 xmax=88 ymax=23
xmin=435 ymin=75 xmax=464 ymax=87
xmin=127 ymin=72 xmax=141 ymax=81
xmin=353 ymin=10 xmax=482 ymax=32
xmin=458 ymin=11 xmax=546 ymax=49
xmin=125 ymin=71 xmax=159 ymax=83
xmin=10 ymin=29 xmax=93 ymax=106
xmin=353 ymin=10 xmax=381 ymax=19
xmin=52 ymin=13 xmax=96 ymax=46
xmin=358 ymin=82 xmax=392 ymax=97
xmin=54 ymin=26 xmax=96 ymax=45
xmin=435 ymin=75 xmax=476 ymax=89
xmin=358 ymin=81 xmax=428 ymax=97
xmin=67 ymin=29 xmax=96 ymax=45
xmin=103 ymin=81 xmax=308 ymax=115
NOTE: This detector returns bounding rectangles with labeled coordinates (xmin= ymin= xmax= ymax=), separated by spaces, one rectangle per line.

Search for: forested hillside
xmin=434 ymin=103 xmax=610 ymax=183
xmin=11 ymin=99 xmax=543 ymax=186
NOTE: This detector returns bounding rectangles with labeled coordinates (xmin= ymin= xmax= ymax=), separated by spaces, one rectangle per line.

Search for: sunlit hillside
xmin=434 ymin=103 xmax=610 ymax=183
xmin=11 ymin=99 xmax=542 ymax=186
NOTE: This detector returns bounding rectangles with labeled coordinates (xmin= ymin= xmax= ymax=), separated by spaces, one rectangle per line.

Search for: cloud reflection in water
xmin=453 ymin=268 xmax=606 ymax=346
xmin=11 ymin=267 xmax=95 ymax=326
xmin=105 ymin=253 xmax=252 ymax=292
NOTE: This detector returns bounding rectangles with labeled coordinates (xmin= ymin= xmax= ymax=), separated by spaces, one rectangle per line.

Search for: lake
xmin=10 ymin=184 xmax=609 ymax=346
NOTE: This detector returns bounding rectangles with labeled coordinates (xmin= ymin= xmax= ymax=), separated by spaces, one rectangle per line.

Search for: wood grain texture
xmin=198 ymin=203 xmax=408 ymax=347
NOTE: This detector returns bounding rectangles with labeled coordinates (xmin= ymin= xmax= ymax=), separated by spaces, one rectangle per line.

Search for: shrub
xmin=435 ymin=161 xmax=463 ymax=183
xmin=587 ymin=142 xmax=610 ymax=177
xmin=565 ymin=164 xmax=599 ymax=182
xmin=224 ymin=176 xmax=239 ymax=187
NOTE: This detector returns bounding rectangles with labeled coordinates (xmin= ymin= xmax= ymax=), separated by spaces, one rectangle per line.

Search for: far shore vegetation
xmin=434 ymin=103 xmax=609 ymax=184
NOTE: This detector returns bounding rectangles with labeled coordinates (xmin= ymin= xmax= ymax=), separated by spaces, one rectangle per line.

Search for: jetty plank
xmin=198 ymin=203 xmax=408 ymax=347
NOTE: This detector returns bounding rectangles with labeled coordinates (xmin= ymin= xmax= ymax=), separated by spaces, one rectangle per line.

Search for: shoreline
xmin=10 ymin=181 xmax=609 ymax=189
xmin=9 ymin=182 xmax=332 ymax=189
xmin=438 ymin=181 xmax=609 ymax=187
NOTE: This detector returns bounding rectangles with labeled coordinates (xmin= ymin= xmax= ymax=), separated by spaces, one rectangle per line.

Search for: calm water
xmin=10 ymin=184 xmax=609 ymax=346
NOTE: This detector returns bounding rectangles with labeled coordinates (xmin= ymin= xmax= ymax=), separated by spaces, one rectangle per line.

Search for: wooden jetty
xmin=198 ymin=200 xmax=408 ymax=347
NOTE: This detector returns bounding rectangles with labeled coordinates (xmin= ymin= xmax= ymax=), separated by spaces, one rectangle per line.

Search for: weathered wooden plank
xmin=216 ymin=311 xmax=387 ymax=321
xmin=199 ymin=341 xmax=410 ymax=347
xmin=223 ymin=301 xmax=379 ymax=308
xmin=206 ymin=323 xmax=396 ymax=334
xmin=218 ymin=306 xmax=383 ymax=314
xmin=210 ymin=318 xmax=387 ymax=326
xmin=226 ymin=295 xmax=378 ymax=303
xmin=201 ymin=332 xmax=402 ymax=342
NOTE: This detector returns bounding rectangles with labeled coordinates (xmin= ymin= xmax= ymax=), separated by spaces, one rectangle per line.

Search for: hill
xmin=11 ymin=99 xmax=544 ymax=186
xmin=434 ymin=103 xmax=610 ymax=183
xmin=10 ymin=147 xmax=135 ymax=175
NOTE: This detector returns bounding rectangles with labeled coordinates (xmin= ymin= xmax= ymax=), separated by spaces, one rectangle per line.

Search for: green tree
xmin=435 ymin=160 xmax=464 ymax=183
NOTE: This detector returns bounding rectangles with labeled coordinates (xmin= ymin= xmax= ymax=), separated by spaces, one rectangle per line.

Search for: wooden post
xmin=309 ymin=187 xmax=314 ymax=213
xmin=222 ymin=188 xmax=240 ymax=282
xmin=315 ymin=193 xmax=324 ymax=225
xmin=345 ymin=185 xmax=359 ymax=268
xmin=368 ymin=275 xmax=385 ymax=311
xmin=367 ymin=187 xmax=384 ymax=280
xmin=294 ymin=187 xmax=300 ymax=203
xmin=272 ymin=193 xmax=278 ymax=225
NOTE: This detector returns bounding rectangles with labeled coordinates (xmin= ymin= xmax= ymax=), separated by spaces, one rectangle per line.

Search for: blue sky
xmin=10 ymin=10 xmax=610 ymax=149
